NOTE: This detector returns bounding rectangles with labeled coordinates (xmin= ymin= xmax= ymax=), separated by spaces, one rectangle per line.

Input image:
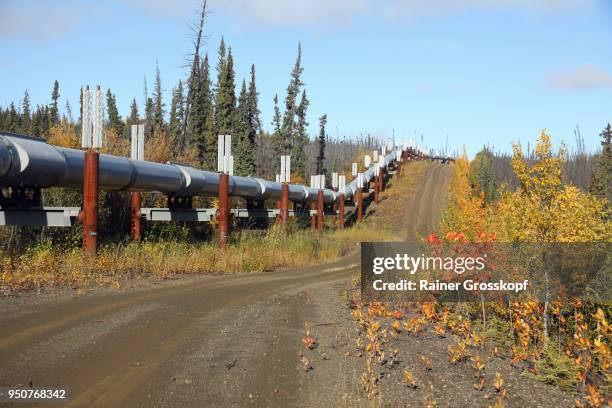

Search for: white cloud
xmin=0 ymin=0 xmax=92 ymax=43
xmin=119 ymin=0 xmax=595 ymax=30
xmin=0 ymin=0 xmax=597 ymax=42
xmin=118 ymin=0 xmax=200 ymax=21
xmin=213 ymin=0 xmax=368 ymax=30
xmin=377 ymin=0 xmax=594 ymax=20
xmin=546 ymin=64 xmax=612 ymax=91
xmin=118 ymin=0 xmax=368 ymax=30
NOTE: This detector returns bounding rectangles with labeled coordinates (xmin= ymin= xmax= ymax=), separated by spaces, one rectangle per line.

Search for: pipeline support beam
xmin=280 ymin=183 xmax=289 ymax=230
xmin=374 ymin=174 xmax=380 ymax=204
xmin=218 ymin=172 xmax=230 ymax=246
xmin=310 ymin=201 xmax=316 ymax=230
xmin=338 ymin=193 xmax=345 ymax=229
xmin=82 ymin=149 xmax=99 ymax=257
xmin=317 ymin=190 xmax=324 ymax=232
xmin=131 ymin=192 xmax=142 ymax=241
xmin=357 ymin=189 xmax=363 ymax=223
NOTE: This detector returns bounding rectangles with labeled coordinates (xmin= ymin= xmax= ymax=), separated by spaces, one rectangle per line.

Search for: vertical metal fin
xmin=138 ymin=124 xmax=145 ymax=160
xmin=81 ymin=87 xmax=91 ymax=148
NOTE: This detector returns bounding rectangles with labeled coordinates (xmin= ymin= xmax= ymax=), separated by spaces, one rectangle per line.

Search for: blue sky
xmin=1 ymin=0 xmax=610 ymax=157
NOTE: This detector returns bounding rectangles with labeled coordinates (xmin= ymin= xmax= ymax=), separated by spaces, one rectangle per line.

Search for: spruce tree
xmin=106 ymin=89 xmax=124 ymax=136
xmin=241 ymin=64 xmax=260 ymax=174
xmin=247 ymin=64 xmax=261 ymax=133
xmin=0 ymin=108 xmax=6 ymax=131
xmin=64 ymin=100 xmax=73 ymax=124
xmin=203 ymin=113 xmax=215 ymax=170
xmin=184 ymin=54 xmax=201 ymax=155
xmin=188 ymin=54 xmax=214 ymax=166
xmin=215 ymin=36 xmax=226 ymax=94
xmin=214 ymin=45 xmax=236 ymax=137
xmin=30 ymin=104 xmax=50 ymax=136
xmin=470 ymin=147 xmax=497 ymax=204
xmin=145 ymin=97 xmax=154 ymax=136
xmin=271 ymin=94 xmax=282 ymax=161
xmin=21 ymin=90 xmax=31 ymax=134
xmin=211 ymin=37 xmax=227 ymax=148
xmin=590 ymin=123 xmax=612 ymax=203
xmin=153 ymin=62 xmax=165 ymax=130
xmin=169 ymin=80 xmax=184 ymax=141
xmin=7 ymin=103 xmax=18 ymax=132
xmin=180 ymin=0 xmax=208 ymax=155
xmin=127 ymin=98 xmax=139 ymax=126
xmin=41 ymin=105 xmax=51 ymax=135
xmin=125 ymin=97 xmax=140 ymax=138
xmin=49 ymin=80 xmax=60 ymax=126
xmin=143 ymin=76 xmax=154 ymax=137
xmin=292 ymin=89 xmax=309 ymax=179
xmin=200 ymin=55 xmax=216 ymax=169
xmin=234 ymin=80 xmax=251 ymax=175
xmin=281 ymin=43 xmax=303 ymax=154
xmin=316 ymin=114 xmax=327 ymax=175
xmin=31 ymin=106 xmax=42 ymax=136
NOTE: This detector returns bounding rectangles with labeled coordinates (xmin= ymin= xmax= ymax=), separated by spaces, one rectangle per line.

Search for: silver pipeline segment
xmin=341 ymin=151 xmax=395 ymax=198
xmin=0 ymin=132 xmax=403 ymax=204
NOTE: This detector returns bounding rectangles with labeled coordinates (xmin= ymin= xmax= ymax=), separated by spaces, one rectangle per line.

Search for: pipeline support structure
xmin=0 ymin=132 xmax=448 ymax=237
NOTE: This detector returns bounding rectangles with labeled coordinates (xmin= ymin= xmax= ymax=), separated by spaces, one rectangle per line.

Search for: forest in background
xmin=463 ymin=124 xmax=611 ymax=207
xmin=0 ymin=40 xmax=380 ymax=181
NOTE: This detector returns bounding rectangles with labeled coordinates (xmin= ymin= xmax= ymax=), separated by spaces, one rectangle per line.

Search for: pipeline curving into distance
xmin=0 ymin=131 xmax=404 ymax=205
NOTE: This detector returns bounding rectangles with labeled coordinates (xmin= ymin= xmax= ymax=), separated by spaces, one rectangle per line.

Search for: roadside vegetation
xmin=349 ymin=129 xmax=611 ymax=407
xmin=0 ymin=223 xmax=391 ymax=293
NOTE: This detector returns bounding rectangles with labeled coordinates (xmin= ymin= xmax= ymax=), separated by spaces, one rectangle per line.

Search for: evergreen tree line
xmin=0 ymin=40 xmax=384 ymax=184
xmin=0 ymin=81 xmax=62 ymax=138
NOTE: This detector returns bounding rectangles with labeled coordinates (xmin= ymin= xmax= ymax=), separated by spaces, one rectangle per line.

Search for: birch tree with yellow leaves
xmin=495 ymin=131 xmax=610 ymax=243
xmin=495 ymin=131 xmax=611 ymax=341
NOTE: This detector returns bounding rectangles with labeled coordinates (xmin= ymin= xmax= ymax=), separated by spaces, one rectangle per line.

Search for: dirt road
xmin=0 ymin=163 xmax=454 ymax=407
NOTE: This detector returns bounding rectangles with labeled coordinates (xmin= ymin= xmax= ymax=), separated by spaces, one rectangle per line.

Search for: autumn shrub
xmin=439 ymin=131 xmax=611 ymax=400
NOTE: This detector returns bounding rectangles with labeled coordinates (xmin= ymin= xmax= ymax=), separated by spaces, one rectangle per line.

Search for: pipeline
xmin=0 ymin=131 xmax=403 ymax=205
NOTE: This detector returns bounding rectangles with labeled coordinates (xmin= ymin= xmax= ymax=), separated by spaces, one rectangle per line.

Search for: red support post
xmin=397 ymin=158 xmax=402 ymax=179
xmin=218 ymin=172 xmax=230 ymax=246
xmin=82 ymin=148 xmax=99 ymax=257
xmin=357 ymin=189 xmax=363 ymax=223
xmin=280 ymin=183 xmax=289 ymax=231
xmin=317 ymin=189 xmax=324 ymax=232
xmin=379 ymin=167 xmax=384 ymax=193
xmin=374 ymin=173 xmax=380 ymax=203
xmin=331 ymin=188 xmax=337 ymax=229
xmin=338 ymin=193 xmax=345 ymax=229
xmin=131 ymin=192 xmax=142 ymax=242
xmin=310 ymin=201 xmax=316 ymax=230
